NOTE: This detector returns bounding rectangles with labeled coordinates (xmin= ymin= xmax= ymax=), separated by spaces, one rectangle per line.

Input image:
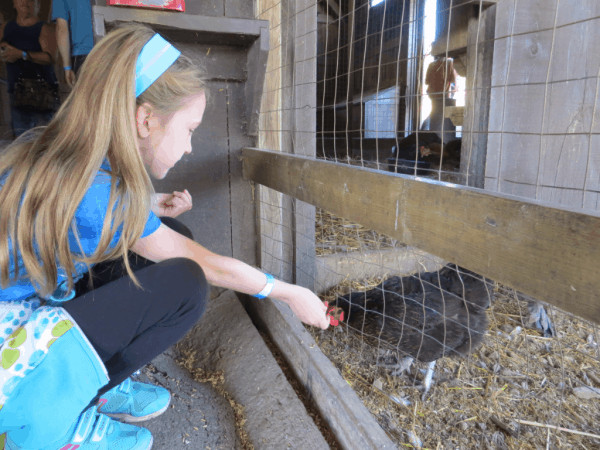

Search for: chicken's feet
xmin=417 ymin=360 xmax=437 ymax=401
xmin=378 ymin=356 xmax=414 ymax=376
xmin=527 ymin=301 xmax=555 ymax=338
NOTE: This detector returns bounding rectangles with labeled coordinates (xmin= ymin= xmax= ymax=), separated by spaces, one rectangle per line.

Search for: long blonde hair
xmin=0 ymin=22 xmax=206 ymax=297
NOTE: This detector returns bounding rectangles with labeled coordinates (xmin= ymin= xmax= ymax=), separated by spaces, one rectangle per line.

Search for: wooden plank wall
xmin=92 ymin=2 xmax=261 ymax=265
xmin=485 ymin=0 xmax=600 ymax=210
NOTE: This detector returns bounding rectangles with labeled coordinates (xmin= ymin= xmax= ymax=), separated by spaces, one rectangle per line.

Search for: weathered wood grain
xmin=228 ymin=82 xmax=258 ymax=266
xmin=152 ymin=84 xmax=232 ymax=256
xmin=315 ymin=247 xmax=447 ymax=294
xmin=485 ymin=1 xmax=600 ymax=215
xmin=242 ymin=148 xmax=600 ymax=326
xmin=293 ymin=0 xmax=318 ymax=290
xmin=256 ymin=0 xmax=287 ymax=279
xmin=242 ymin=293 xmax=399 ymax=450
xmin=461 ymin=3 xmax=495 ymax=188
xmin=93 ymin=5 xmax=265 ymax=44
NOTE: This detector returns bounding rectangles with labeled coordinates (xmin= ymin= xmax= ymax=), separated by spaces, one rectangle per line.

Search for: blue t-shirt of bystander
xmin=51 ymin=0 xmax=93 ymax=57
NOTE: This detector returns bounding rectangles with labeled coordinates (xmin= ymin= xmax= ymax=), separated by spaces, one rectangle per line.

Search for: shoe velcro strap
xmin=72 ymin=407 xmax=96 ymax=443
xmin=90 ymin=414 xmax=110 ymax=442
xmin=117 ymin=377 xmax=131 ymax=394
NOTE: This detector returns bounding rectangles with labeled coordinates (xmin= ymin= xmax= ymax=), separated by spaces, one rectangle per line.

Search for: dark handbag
xmin=13 ymin=76 xmax=59 ymax=112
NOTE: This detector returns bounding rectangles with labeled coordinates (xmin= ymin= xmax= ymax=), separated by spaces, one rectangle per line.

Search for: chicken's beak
xmin=325 ymin=304 xmax=344 ymax=326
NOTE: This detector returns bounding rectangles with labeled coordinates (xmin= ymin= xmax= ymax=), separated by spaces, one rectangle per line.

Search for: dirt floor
xmin=311 ymin=280 xmax=600 ymax=450
xmin=104 ymin=289 xmax=335 ymax=450
xmin=137 ymin=349 xmax=241 ymax=450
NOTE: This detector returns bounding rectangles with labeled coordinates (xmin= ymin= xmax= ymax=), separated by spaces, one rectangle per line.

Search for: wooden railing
xmin=243 ymin=147 xmax=600 ymax=326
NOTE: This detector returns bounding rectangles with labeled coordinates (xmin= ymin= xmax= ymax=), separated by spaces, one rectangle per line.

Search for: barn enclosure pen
xmin=244 ymin=0 xmax=600 ymax=448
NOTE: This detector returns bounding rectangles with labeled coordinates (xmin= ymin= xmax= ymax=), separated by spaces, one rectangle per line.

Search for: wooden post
xmin=292 ymin=0 xmax=318 ymax=289
xmin=404 ymin=0 xmax=422 ymax=133
xmin=461 ymin=3 xmax=496 ymax=188
xmin=255 ymin=0 xmax=318 ymax=287
xmin=345 ymin=0 xmax=355 ymax=159
xmin=256 ymin=0 xmax=289 ymax=279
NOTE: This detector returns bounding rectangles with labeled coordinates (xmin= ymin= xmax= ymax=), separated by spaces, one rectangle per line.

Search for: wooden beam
xmin=93 ymin=5 xmax=268 ymax=45
xmin=324 ymin=0 xmax=340 ymax=17
xmin=431 ymin=1 xmax=496 ymax=57
xmin=455 ymin=0 xmax=497 ymax=6
xmin=242 ymin=148 xmax=600 ymax=326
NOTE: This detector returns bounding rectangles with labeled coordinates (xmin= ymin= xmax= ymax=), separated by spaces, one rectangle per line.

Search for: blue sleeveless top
xmin=3 ymin=21 xmax=58 ymax=94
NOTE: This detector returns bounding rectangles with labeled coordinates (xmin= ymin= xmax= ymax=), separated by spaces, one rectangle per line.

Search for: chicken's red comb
xmin=324 ymin=301 xmax=344 ymax=326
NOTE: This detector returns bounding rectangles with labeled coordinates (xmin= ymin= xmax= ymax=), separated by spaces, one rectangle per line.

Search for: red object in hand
xmin=324 ymin=301 xmax=344 ymax=327
xmin=107 ymin=0 xmax=185 ymax=12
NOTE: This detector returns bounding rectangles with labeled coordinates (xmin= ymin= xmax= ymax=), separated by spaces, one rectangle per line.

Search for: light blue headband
xmin=135 ymin=34 xmax=181 ymax=98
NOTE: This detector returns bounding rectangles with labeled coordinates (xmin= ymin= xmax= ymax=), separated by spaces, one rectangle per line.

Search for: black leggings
xmin=63 ymin=218 xmax=208 ymax=399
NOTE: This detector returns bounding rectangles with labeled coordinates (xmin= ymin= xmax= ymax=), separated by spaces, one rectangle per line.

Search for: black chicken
xmin=333 ymin=264 xmax=491 ymax=394
xmin=391 ymin=131 xmax=442 ymax=162
xmin=419 ymin=138 xmax=462 ymax=171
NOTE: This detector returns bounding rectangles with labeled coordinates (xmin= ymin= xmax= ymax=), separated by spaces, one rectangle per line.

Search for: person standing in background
xmin=52 ymin=0 xmax=93 ymax=88
xmin=0 ymin=0 xmax=58 ymax=137
xmin=425 ymin=56 xmax=458 ymax=100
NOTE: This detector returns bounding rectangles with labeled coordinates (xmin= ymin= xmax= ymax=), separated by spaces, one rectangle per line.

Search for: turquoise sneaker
xmin=97 ymin=377 xmax=171 ymax=423
xmin=5 ymin=406 xmax=153 ymax=450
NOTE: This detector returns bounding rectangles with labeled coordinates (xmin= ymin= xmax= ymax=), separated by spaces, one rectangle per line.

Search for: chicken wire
xmin=255 ymin=0 xmax=600 ymax=448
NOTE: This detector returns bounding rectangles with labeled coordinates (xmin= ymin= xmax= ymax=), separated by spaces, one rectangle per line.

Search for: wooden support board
xmin=242 ymin=147 xmax=600 ymax=326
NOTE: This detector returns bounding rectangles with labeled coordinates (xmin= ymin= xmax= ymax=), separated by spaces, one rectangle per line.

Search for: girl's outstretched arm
xmin=132 ymin=224 xmax=330 ymax=330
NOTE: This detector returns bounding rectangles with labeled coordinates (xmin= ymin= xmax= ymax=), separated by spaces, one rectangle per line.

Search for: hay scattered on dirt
xmin=310 ymin=279 xmax=600 ymax=450
xmin=316 ymin=209 xmax=405 ymax=256
xmin=178 ymin=348 xmax=254 ymax=450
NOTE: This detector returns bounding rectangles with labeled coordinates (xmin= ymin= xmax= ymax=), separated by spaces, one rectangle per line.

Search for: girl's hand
xmin=280 ymin=286 xmax=330 ymax=330
xmin=152 ymin=190 xmax=192 ymax=218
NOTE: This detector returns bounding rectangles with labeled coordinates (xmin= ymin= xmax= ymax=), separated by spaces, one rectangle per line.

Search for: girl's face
xmin=137 ymin=92 xmax=206 ymax=179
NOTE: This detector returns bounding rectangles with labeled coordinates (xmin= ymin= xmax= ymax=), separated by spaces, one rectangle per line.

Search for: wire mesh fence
xmin=254 ymin=0 xmax=600 ymax=448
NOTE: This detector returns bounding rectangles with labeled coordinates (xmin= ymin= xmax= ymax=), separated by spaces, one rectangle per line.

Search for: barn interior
xmin=316 ymin=0 xmax=493 ymax=187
